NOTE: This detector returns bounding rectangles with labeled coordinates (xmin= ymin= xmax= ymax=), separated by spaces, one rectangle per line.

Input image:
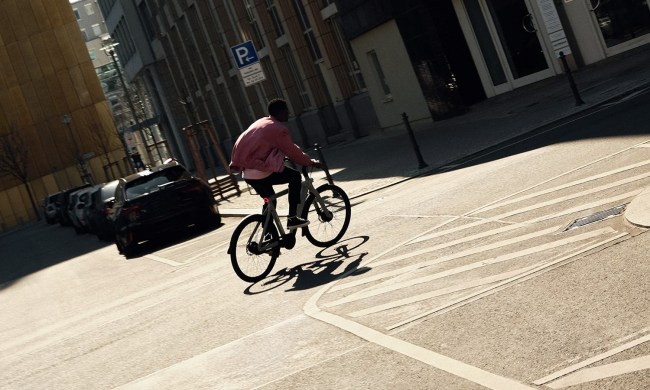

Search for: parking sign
xmin=230 ymin=41 xmax=266 ymax=86
xmin=231 ymin=41 xmax=259 ymax=69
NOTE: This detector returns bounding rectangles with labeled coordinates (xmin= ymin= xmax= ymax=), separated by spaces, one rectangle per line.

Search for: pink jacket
xmin=229 ymin=116 xmax=313 ymax=174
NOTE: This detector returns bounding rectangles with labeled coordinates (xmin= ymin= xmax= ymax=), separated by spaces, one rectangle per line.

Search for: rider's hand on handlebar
xmin=310 ymin=159 xmax=322 ymax=169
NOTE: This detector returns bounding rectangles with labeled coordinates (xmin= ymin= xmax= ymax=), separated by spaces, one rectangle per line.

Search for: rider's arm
xmin=274 ymin=127 xmax=314 ymax=167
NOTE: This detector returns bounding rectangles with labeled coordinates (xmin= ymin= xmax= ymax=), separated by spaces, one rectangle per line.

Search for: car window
xmin=124 ymin=167 xmax=192 ymax=200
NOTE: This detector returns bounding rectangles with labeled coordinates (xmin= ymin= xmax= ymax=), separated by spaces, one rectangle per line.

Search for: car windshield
xmin=124 ymin=166 xmax=193 ymax=200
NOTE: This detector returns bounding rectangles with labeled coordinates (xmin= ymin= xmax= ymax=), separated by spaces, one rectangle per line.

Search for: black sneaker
xmin=287 ymin=216 xmax=309 ymax=230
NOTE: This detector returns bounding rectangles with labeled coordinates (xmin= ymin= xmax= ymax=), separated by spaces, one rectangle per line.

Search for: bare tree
xmin=0 ymin=124 xmax=40 ymax=220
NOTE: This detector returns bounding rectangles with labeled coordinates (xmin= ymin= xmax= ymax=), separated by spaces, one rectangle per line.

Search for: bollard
xmin=314 ymin=143 xmax=334 ymax=185
xmin=559 ymin=51 xmax=585 ymax=106
xmin=402 ymin=113 xmax=428 ymax=169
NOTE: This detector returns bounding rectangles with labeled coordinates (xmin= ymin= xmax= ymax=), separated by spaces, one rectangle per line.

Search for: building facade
xmin=336 ymin=0 xmax=650 ymax=130
xmin=73 ymin=0 xmax=169 ymax=169
xmin=98 ymin=0 xmax=380 ymax=172
xmin=0 ymin=0 xmax=126 ymax=231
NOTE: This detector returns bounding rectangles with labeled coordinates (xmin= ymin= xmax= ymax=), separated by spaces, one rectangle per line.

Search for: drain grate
xmin=563 ymin=204 xmax=628 ymax=232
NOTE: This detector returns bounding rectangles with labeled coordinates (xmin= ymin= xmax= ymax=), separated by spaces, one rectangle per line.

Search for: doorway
xmin=453 ymin=0 xmax=554 ymax=95
xmin=588 ymin=0 xmax=650 ymax=50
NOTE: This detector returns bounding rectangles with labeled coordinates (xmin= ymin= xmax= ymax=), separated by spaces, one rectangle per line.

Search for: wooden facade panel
xmin=21 ymin=82 xmax=44 ymax=124
xmin=42 ymin=0 xmax=64 ymax=28
xmin=19 ymin=39 xmax=42 ymax=81
xmin=5 ymin=0 xmax=27 ymax=42
xmin=31 ymin=33 xmax=55 ymax=78
xmin=5 ymin=42 xmax=30 ymax=85
xmin=29 ymin=0 xmax=51 ymax=32
xmin=67 ymin=22 xmax=89 ymax=65
xmin=69 ymin=65 xmax=91 ymax=108
xmin=54 ymin=25 xmax=78 ymax=69
xmin=0 ymin=5 xmax=16 ymax=45
xmin=22 ymin=2 xmax=40 ymax=38
xmin=9 ymin=85 xmax=33 ymax=126
xmin=0 ymin=44 xmax=11 ymax=89
xmin=33 ymin=78 xmax=55 ymax=120
xmin=42 ymin=31 xmax=67 ymax=73
xmin=56 ymin=68 xmax=82 ymax=111
xmin=80 ymin=60 xmax=105 ymax=104
xmin=44 ymin=74 xmax=68 ymax=114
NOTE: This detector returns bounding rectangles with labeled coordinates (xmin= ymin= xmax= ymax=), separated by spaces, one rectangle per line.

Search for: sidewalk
xmin=217 ymin=44 xmax=650 ymax=225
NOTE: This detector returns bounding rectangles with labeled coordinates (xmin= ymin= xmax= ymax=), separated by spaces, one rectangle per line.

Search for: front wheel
xmin=229 ymin=214 xmax=280 ymax=283
xmin=302 ymin=184 xmax=351 ymax=247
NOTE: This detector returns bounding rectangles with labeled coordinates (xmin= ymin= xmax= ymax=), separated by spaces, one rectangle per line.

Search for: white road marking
xmin=409 ymin=219 xmax=528 ymax=246
xmin=327 ymin=227 xmax=615 ymax=309
xmin=329 ymin=225 xmax=561 ymax=296
xmin=144 ymin=254 xmax=184 ymax=267
xmin=547 ymin=355 xmax=650 ymax=388
xmin=186 ymin=241 xmax=230 ymax=263
xmin=305 ymin=291 xmax=537 ymax=390
xmin=475 ymin=159 xmax=650 ymax=214
xmin=482 ymin=173 xmax=650 ymax=220
xmin=348 ymin=265 xmax=539 ymax=317
xmin=534 ymin=332 xmax=650 ymax=386
xmin=386 ymin=234 xmax=626 ymax=330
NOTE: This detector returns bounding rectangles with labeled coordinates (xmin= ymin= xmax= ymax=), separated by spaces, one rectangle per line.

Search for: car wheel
xmin=115 ymin=230 xmax=137 ymax=256
xmin=199 ymin=213 xmax=221 ymax=230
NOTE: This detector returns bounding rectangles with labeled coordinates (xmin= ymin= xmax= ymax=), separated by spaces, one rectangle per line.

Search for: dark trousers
xmin=245 ymin=168 xmax=301 ymax=216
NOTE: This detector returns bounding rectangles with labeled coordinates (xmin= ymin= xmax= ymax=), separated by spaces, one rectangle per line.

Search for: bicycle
xmin=228 ymin=164 xmax=352 ymax=283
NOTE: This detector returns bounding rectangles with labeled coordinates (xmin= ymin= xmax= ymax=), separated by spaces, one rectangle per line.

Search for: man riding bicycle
xmin=229 ymin=98 xmax=321 ymax=230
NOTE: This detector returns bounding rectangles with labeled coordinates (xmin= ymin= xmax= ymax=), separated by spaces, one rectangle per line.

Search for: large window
xmin=368 ymin=50 xmax=391 ymax=97
xmin=292 ymin=0 xmax=322 ymax=61
xmin=282 ymin=45 xmax=311 ymax=108
xmin=92 ymin=24 xmax=103 ymax=37
xmin=85 ymin=3 xmax=95 ymax=15
xmin=265 ymin=0 xmax=285 ymax=38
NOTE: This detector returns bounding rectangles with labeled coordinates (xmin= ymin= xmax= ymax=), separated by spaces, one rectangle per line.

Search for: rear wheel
xmin=115 ymin=229 xmax=138 ymax=256
xmin=229 ymin=214 xmax=279 ymax=283
xmin=302 ymin=184 xmax=351 ymax=247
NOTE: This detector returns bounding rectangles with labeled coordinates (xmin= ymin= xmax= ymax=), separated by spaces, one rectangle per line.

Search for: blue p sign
xmin=231 ymin=41 xmax=259 ymax=69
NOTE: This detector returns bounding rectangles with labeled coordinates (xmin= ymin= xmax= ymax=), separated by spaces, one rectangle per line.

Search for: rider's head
xmin=268 ymin=98 xmax=289 ymax=122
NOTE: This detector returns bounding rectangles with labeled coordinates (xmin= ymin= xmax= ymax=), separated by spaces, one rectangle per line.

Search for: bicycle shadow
xmin=245 ymin=236 xmax=371 ymax=295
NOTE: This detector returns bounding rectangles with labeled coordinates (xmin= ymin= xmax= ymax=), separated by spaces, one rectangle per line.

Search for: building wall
xmin=143 ymin=0 xmax=379 ymax=157
xmin=351 ymin=20 xmax=432 ymax=132
xmin=0 ymin=0 xmax=126 ymax=232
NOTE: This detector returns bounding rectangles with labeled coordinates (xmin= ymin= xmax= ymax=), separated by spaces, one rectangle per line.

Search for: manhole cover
xmin=563 ymin=204 xmax=628 ymax=232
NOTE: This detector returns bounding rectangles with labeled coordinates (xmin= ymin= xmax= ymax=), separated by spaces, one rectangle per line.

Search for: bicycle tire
xmin=302 ymin=184 xmax=351 ymax=247
xmin=229 ymin=214 xmax=280 ymax=283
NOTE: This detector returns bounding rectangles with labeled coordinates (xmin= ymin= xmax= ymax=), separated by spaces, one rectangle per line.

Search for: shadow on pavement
xmin=244 ymin=236 xmax=371 ymax=294
xmin=0 ymin=223 xmax=111 ymax=288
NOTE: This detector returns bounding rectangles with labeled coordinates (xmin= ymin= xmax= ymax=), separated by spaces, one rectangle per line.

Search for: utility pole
xmin=101 ymin=40 xmax=155 ymax=166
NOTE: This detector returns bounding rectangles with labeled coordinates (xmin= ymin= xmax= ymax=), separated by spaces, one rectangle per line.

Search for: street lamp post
xmin=63 ymin=114 xmax=93 ymax=184
xmin=101 ymin=40 xmax=155 ymax=167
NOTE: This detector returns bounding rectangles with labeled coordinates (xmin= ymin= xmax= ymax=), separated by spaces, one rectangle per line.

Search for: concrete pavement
xmin=216 ymin=43 xmax=650 ymax=227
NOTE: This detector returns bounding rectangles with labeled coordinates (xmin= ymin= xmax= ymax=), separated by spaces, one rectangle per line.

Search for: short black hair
xmin=267 ymin=98 xmax=288 ymax=117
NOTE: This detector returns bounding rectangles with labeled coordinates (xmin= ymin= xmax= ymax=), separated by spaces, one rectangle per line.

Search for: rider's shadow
xmin=285 ymin=237 xmax=371 ymax=291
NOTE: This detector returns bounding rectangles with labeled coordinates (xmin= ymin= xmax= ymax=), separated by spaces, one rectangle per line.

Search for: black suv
xmin=111 ymin=161 xmax=221 ymax=255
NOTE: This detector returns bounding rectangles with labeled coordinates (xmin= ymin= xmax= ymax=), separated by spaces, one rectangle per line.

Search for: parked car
xmin=43 ymin=192 xmax=64 ymax=224
xmin=58 ymin=184 xmax=92 ymax=226
xmin=87 ymin=180 xmax=120 ymax=241
xmin=72 ymin=185 xmax=103 ymax=233
xmin=111 ymin=161 xmax=221 ymax=255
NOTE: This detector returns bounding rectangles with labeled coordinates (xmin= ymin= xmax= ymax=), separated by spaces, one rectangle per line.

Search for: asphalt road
xmin=1 ymin=90 xmax=650 ymax=389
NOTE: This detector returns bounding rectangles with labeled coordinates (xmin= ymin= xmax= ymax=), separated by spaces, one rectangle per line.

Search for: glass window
xmin=292 ymin=0 xmax=322 ymax=61
xmin=85 ymin=3 xmax=95 ymax=15
xmin=265 ymin=0 xmax=285 ymax=37
xmin=92 ymin=24 xmax=103 ymax=37
xmin=73 ymin=8 xmax=81 ymax=20
xmin=368 ymin=50 xmax=391 ymax=96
